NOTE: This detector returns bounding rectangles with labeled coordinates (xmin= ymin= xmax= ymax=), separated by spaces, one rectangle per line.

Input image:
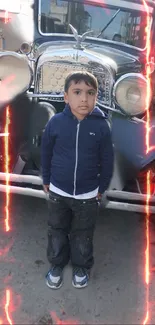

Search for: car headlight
xmin=113 ymin=73 xmax=151 ymax=116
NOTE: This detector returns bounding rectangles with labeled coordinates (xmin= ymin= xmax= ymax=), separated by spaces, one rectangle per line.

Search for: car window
xmin=40 ymin=0 xmax=153 ymax=48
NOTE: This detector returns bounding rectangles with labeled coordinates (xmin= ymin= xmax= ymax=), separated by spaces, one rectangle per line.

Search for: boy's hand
xmin=97 ymin=192 xmax=102 ymax=201
xmin=43 ymin=184 xmax=49 ymax=193
xmin=97 ymin=192 xmax=108 ymax=208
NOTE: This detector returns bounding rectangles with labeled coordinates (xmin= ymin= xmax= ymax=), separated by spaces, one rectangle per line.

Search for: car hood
xmin=35 ymin=38 xmax=142 ymax=76
xmin=87 ymin=45 xmax=141 ymax=75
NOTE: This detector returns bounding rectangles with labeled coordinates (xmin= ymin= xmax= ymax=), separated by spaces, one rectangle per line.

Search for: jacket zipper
xmin=73 ymin=122 xmax=80 ymax=195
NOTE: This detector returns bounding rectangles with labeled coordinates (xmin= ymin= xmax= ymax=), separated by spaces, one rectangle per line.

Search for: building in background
xmin=0 ymin=0 xmax=34 ymax=51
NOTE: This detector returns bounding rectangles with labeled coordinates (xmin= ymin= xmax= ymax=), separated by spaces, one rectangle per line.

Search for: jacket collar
xmin=63 ymin=103 xmax=106 ymax=119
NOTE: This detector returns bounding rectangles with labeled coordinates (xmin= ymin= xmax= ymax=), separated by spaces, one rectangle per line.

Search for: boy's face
xmin=64 ymin=80 xmax=97 ymax=120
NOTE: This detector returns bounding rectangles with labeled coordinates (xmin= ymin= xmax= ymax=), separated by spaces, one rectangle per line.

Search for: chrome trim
xmin=107 ymin=189 xmax=155 ymax=201
xmin=27 ymin=93 xmax=148 ymax=121
xmin=69 ymin=24 xmax=93 ymax=50
xmin=106 ymin=201 xmax=155 ymax=213
xmin=0 ymin=51 xmax=33 ymax=106
xmin=27 ymin=92 xmax=126 ymax=116
xmin=0 ymin=183 xmax=46 ymax=199
xmin=0 ymin=52 xmax=34 ymax=88
xmin=27 ymin=92 xmax=123 ymax=113
xmin=0 ymin=172 xmax=43 ymax=185
xmin=28 ymin=93 xmax=66 ymax=102
xmin=0 ymin=173 xmax=154 ymax=211
xmin=20 ymin=42 xmax=32 ymax=55
xmin=98 ymin=103 xmax=123 ymax=115
xmin=104 ymin=189 xmax=155 ymax=213
xmin=27 ymin=93 xmax=60 ymax=98
xmin=113 ymin=72 xmax=147 ymax=93
xmin=113 ymin=72 xmax=148 ymax=116
xmin=35 ymin=48 xmax=114 ymax=107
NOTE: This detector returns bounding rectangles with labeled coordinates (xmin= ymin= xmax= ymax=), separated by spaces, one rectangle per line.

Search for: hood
xmin=63 ymin=104 xmax=106 ymax=119
xmin=36 ymin=37 xmax=142 ymax=75
xmin=87 ymin=45 xmax=141 ymax=75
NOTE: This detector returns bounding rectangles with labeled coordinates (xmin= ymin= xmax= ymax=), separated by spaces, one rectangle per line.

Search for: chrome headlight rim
xmin=0 ymin=52 xmax=33 ymax=107
xmin=113 ymin=72 xmax=148 ymax=117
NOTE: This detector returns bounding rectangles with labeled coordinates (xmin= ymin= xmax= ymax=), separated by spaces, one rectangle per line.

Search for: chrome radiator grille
xmin=37 ymin=61 xmax=113 ymax=106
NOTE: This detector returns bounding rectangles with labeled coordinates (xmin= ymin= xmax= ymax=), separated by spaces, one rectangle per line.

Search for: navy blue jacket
xmin=41 ymin=104 xmax=114 ymax=195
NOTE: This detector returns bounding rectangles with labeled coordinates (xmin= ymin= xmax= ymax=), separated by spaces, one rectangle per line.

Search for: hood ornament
xmin=69 ymin=24 xmax=93 ymax=50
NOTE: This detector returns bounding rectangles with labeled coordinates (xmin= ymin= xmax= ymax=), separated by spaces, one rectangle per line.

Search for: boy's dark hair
xmin=64 ymin=71 xmax=98 ymax=93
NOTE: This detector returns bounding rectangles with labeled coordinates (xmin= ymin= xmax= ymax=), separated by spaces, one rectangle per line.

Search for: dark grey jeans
xmin=47 ymin=191 xmax=99 ymax=270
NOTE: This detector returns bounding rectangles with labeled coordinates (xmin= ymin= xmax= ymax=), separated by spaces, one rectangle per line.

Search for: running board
xmin=105 ymin=190 xmax=155 ymax=213
xmin=106 ymin=201 xmax=155 ymax=213
xmin=0 ymin=173 xmax=46 ymax=199
xmin=107 ymin=190 xmax=155 ymax=203
xmin=0 ymin=183 xmax=47 ymax=199
xmin=0 ymin=172 xmax=42 ymax=185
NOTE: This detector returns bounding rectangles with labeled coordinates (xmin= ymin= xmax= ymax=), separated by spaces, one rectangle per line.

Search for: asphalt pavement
xmin=0 ymin=194 xmax=155 ymax=324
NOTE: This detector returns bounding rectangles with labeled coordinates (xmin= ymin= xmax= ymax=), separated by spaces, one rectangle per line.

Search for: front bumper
xmin=0 ymin=172 xmax=154 ymax=213
xmin=0 ymin=172 xmax=47 ymax=200
xmin=106 ymin=190 xmax=155 ymax=213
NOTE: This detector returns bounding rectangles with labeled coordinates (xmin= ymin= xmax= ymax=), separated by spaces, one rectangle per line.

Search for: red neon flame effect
xmin=1 ymin=75 xmax=15 ymax=87
xmin=143 ymin=310 xmax=149 ymax=325
xmin=51 ymin=311 xmax=79 ymax=325
xmin=0 ymin=75 xmax=16 ymax=104
xmin=142 ymin=0 xmax=153 ymax=323
xmin=0 ymin=240 xmax=13 ymax=258
xmin=4 ymin=11 xmax=9 ymax=24
xmin=145 ymin=172 xmax=150 ymax=285
xmin=143 ymin=1 xmax=155 ymax=154
xmin=4 ymin=106 xmax=10 ymax=232
xmin=5 ymin=289 xmax=13 ymax=325
xmin=143 ymin=171 xmax=150 ymax=325
xmin=143 ymin=1 xmax=151 ymax=154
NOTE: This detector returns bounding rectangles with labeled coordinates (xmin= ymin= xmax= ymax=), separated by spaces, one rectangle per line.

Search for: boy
xmin=41 ymin=71 xmax=114 ymax=289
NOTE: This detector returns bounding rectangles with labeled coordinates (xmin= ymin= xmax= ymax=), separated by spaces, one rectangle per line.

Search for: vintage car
xmin=0 ymin=0 xmax=155 ymax=213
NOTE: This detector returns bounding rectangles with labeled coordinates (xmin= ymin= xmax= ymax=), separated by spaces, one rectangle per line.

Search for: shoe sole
xmin=72 ymin=280 xmax=88 ymax=289
xmin=46 ymin=279 xmax=63 ymax=289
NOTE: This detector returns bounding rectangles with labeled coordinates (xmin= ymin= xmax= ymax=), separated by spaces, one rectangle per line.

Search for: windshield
xmin=40 ymin=0 xmax=153 ymax=48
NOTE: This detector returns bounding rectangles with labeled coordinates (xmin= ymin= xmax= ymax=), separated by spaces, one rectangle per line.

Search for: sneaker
xmin=46 ymin=266 xmax=63 ymax=289
xmin=72 ymin=267 xmax=89 ymax=288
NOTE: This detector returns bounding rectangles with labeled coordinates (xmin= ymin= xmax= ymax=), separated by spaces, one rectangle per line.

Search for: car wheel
xmin=28 ymin=101 xmax=56 ymax=169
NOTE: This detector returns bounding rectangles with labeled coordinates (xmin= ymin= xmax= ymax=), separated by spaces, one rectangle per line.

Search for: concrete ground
xmin=0 ymin=194 xmax=155 ymax=324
